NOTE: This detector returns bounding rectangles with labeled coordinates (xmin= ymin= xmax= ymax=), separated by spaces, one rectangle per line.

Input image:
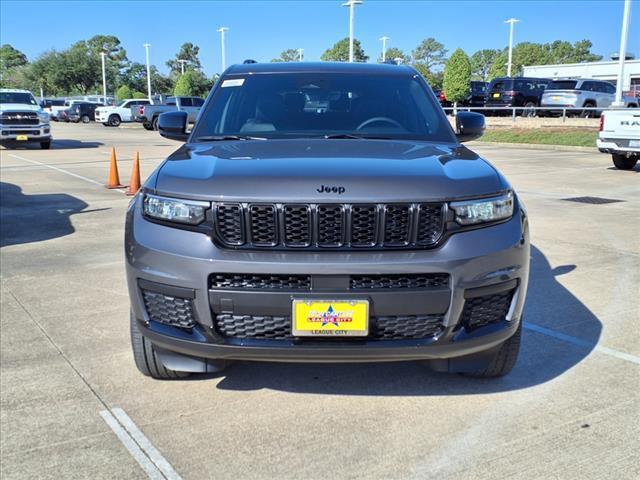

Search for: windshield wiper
xmin=195 ymin=135 xmax=268 ymax=142
xmin=324 ymin=133 xmax=392 ymax=140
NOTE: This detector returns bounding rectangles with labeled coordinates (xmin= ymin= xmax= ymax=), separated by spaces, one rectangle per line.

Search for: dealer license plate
xmin=16 ymin=135 xmax=28 ymax=141
xmin=292 ymin=299 xmax=369 ymax=337
xmin=629 ymin=140 xmax=640 ymax=147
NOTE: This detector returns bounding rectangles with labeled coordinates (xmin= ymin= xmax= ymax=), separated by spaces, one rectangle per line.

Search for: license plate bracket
xmin=292 ymin=299 xmax=369 ymax=337
xmin=16 ymin=135 xmax=28 ymax=141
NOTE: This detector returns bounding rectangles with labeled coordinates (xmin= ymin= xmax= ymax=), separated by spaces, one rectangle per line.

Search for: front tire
xmin=81 ymin=114 xmax=90 ymax=123
xmin=143 ymin=122 xmax=154 ymax=131
xmin=464 ymin=322 xmax=522 ymax=378
xmin=130 ymin=311 xmax=191 ymax=379
xmin=612 ymin=153 xmax=638 ymax=170
xmin=108 ymin=114 xmax=121 ymax=127
xmin=522 ymin=102 xmax=536 ymax=117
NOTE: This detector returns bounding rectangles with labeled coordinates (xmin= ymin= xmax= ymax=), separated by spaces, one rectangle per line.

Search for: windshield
xmin=192 ymin=73 xmax=454 ymax=142
xmin=0 ymin=92 xmax=38 ymax=105
xmin=547 ymin=80 xmax=578 ymax=90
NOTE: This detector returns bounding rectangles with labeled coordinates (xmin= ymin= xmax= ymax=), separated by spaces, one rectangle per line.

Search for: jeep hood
xmin=152 ymin=139 xmax=509 ymax=203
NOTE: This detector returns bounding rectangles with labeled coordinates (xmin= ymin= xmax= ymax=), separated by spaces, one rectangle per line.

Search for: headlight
xmin=450 ymin=191 xmax=514 ymax=225
xmin=38 ymin=111 xmax=50 ymax=123
xmin=143 ymin=194 xmax=208 ymax=225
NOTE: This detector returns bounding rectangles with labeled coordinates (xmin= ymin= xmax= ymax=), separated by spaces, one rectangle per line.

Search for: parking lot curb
xmin=469 ymin=141 xmax=597 ymax=153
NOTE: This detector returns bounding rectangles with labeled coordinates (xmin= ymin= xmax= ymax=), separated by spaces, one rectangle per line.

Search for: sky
xmin=1 ymin=0 xmax=638 ymax=76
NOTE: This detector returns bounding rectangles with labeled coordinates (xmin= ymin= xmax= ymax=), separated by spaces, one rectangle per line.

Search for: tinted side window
xmin=180 ymin=98 xmax=193 ymax=107
xmin=193 ymin=98 xmax=205 ymax=107
xmin=139 ymin=100 xmax=150 ymax=105
xmin=602 ymin=82 xmax=616 ymax=94
xmin=581 ymin=82 xmax=596 ymax=92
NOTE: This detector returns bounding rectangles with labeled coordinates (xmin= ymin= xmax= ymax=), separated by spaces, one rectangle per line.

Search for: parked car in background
xmin=0 ymin=88 xmax=51 ymax=149
xmin=41 ymin=98 xmax=66 ymax=120
xmin=485 ymin=77 xmax=549 ymax=116
xmin=95 ymin=99 xmax=152 ymax=127
xmin=435 ymin=82 xmax=488 ymax=110
xmin=132 ymin=96 xmax=205 ymax=130
xmin=58 ymin=102 xmax=102 ymax=123
xmin=540 ymin=79 xmax=638 ymax=117
xmin=466 ymin=81 xmax=488 ymax=108
xmin=597 ymin=109 xmax=640 ymax=170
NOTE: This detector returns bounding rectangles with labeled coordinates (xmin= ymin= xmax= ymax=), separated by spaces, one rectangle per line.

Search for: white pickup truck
xmin=95 ymin=98 xmax=152 ymax=127
xmin=597 ymin=109 xmax=640 ymax=170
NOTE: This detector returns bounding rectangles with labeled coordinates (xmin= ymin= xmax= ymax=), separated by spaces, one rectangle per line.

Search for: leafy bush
xmin=116 ymin=84 xmax=133 ymax=101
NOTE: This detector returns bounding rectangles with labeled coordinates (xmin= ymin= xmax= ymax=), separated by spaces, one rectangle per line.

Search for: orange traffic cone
xmin=126 ymin=152 xmax=142 ymax=196
xmin=106 ymin=147 xmax=126 ymax=189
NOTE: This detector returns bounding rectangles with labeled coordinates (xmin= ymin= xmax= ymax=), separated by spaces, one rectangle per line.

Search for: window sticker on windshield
xmin=221 ymin=78 xmax=245 ymax=88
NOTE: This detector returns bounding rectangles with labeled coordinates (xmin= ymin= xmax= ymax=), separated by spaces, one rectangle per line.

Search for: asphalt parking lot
xmin=1 ymin=122 xmax=639 ymax=480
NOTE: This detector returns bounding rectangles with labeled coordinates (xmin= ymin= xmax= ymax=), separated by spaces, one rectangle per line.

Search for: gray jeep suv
xmin=126 ymin=62 xmax=530 ymax=379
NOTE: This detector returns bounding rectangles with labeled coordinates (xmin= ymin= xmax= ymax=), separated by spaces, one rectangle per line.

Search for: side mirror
xmin=455 ymin=111 xmax=485 ymax=143
xmin=158 ymin=111 xmax=189 ymax=142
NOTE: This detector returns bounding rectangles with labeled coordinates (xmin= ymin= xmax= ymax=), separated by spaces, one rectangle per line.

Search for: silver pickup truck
xmin=132 ymin=96 xmax=204 ymax=130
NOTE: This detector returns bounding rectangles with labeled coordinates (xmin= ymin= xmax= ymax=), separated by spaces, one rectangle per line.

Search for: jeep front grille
xmin=213 ymin=202 xmax=445 ymax=250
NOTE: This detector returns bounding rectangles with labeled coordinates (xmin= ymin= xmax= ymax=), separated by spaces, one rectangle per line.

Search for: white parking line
xmin=112 ymin=408 xmax=183 ymax=480
xmin=524 ymin=322 xmax=640 ymax=365
xmin=7 ymin=153 xmax=126 ymax=192
xmin=100 ymin=408 xmax=182 ymax=480
xmin=100 ymin=410 xmax=166 ymax=479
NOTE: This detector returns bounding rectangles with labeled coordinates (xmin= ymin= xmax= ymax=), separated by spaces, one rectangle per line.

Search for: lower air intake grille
xmin=210 ymin=273 xmax=311 ymax=290
xmin=142 ymin=290 xmax=196 ymax=329
xmin=460 ymin=290 xmax=514 ymax=332
xmin=350 ymin=273 xmax=449 ymax=290
xmin=214 ymin=314 xmax=445 ymax=340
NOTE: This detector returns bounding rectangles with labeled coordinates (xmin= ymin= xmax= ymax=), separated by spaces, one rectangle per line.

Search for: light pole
xmin=504 ymin=18 xmax=519 ymax=77
xmin=143 ymin=43 xmax=152 ymax=101
xmin=342 ymin=0 xmax=363 ymax=62
xmin=613 ymin=0 xmax=632 ymax=107
xmin=217 ymin=27 xmax=229 ymax=71
xmin=297 ymin=48 xmax=304 ymax=61
xmin=379 ymin=36 xmax=389 ymax=62
xmin=100 ymin=52 xmax=107 ymax=102
xmin=178 ymin=59 xmax=188 ymax=75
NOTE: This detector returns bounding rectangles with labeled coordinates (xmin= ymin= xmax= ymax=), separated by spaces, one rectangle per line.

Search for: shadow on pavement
xmin=0 ymin=182 xmax=89 ymax=247
xmin=214 ymin=245 xmax=602 ymax=395
xmin=0 ymin=139 xmax=103 ymax=150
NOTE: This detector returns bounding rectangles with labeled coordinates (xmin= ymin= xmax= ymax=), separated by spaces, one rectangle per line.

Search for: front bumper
xmin=125 ymin=195 xmax=530 ymax=363
xmin=0 ymin=124 xmax=51 ymax=143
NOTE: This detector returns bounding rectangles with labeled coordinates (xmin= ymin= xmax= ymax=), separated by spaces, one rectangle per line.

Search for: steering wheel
xmin=356 ymin=116 xmax=404 ymax=131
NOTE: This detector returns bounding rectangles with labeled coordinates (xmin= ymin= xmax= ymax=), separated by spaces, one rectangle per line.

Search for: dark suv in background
xmin=58 ymin=102 xmax=101 ymax=123
xmin=485 ymin=77 xmax=549 ymax=115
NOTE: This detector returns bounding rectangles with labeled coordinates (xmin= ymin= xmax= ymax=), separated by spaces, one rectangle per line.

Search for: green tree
xmin=443 ymin=49 xmax=471 ymax=106
xmin=413 ymin=63 xmax=444 ymax=89
xmin=167 ymin=42 xmax=202 ymax=74
xmin=271 ymin=49 xmax=301 ymax=62
xmin=0 ymin=44 xmax=28 ymax=80
xmin=173 ymin=70 xmax=197 ymax=96
xmin=321 ymin=38 xmax=368 ymax=62
xmin=488 ymin=50 xmax=508 ymax=79
xmin=86 ymin=35 xmax=129 ymax=87
xmin=470 ymin=49 xmax=501 ymax=81
xmin=132 ymin=91 xmax=147 ymax=99
xmin=380 ymin=47 xmax=410 ymax=64
xmin=116 ymin=84 xmax=133 ymax=100
xmin=412 ymin=38 xmax=448 ymax=71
